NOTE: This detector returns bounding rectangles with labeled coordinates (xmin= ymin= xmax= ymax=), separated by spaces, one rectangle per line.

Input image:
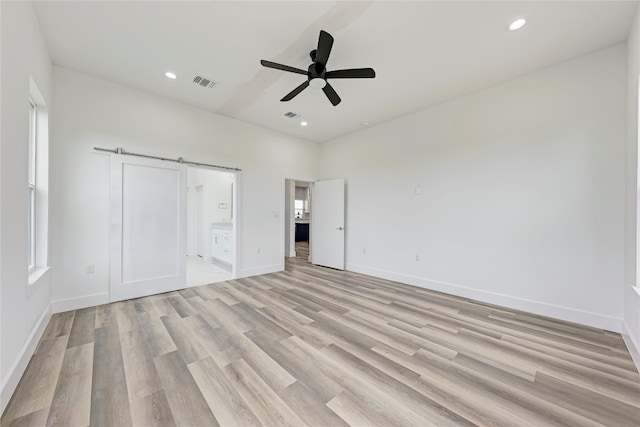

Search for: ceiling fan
xmin=260 ymin=30 xmax=375 ymax=106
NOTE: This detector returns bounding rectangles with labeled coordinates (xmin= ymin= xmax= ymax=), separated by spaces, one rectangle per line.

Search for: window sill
xmin=28 ymin=266 xmax=50 ymax=297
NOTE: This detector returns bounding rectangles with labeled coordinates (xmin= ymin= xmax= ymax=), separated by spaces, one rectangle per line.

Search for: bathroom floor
xmin=186 ymin=255 xmax=232 ymax=286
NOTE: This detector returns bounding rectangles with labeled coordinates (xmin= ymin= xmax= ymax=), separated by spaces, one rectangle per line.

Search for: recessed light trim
xmin=508 ymin=18 xmax=527 ymax=31
xmin=361 ymin=121 xmax=370 ymax=126
xmin=165 ymin=71 xmax=177 ymax=80
xmin=300 ymin=121 xmax=308 ymax=127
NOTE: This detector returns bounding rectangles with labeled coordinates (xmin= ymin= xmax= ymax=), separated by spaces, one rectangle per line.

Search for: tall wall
xmin=50 ymin=66 xmax=319 ymax=312
xmin=624 ymin=6 xmax=640 ymax=369
xmin=0 ymin=1 xmax=53 ymax=413
xmin=320 ymin=45 xmax=627 ymax=332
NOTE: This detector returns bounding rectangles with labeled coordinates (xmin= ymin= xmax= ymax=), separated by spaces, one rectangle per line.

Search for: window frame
xmin=28 ymin=98 xmax=36 ymax=272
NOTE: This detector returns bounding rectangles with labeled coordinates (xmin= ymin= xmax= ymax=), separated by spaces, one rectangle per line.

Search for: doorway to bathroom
xmin=186 ymin=167 xmax=237 ymax=286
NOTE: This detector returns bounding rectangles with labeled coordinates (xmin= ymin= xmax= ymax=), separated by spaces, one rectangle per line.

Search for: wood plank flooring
xmin=2 ymin=242 xmax=639 ymax=426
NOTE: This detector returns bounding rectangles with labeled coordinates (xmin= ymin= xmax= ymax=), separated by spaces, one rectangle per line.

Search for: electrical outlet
xmin=363 ymin=247 xmax=367 ymax=255
xmin=415 ymin=186 xmax=422 ymax=195
xmin=414 ymin=254 xmax=420 ymax=262
xmin=86 ymin=264 xmax=95 ymax=274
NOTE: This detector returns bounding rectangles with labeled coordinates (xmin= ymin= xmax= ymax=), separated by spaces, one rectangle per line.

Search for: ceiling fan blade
xmin=315 ymin=30 xmax=334 ymax=67
xmin=326 ymin=68 xmax=376 ymax=79
xmin=322 ymin=82 xmax=341 ymax=106
xmin=281 ymin=81 xmax=310 ymax=102
xmin=260 ymin=60 xmax=307 ymax=76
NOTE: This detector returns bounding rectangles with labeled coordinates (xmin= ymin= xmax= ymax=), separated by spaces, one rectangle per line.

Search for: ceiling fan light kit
xmin=260 ymin=30 xmax=376 ymax=106
xmin=309 ymin=78 xmax=327 ymax=89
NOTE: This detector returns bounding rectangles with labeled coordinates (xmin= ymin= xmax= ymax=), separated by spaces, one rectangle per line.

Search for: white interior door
xmin=110 ymin=154 xmax=187 ymax=302
xmin=312 ymin=179 xmax=345 ymax=270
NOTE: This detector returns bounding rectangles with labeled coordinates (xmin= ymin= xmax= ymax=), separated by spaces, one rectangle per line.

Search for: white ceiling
xmin=33 ymin=1 xmax=637 ymax=143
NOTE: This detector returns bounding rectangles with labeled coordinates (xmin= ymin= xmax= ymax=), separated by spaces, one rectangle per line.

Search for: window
xmin=28 ymin=98 xmax=36 ymax=271
xmin=294 ymin=186 xmax=309 ymax=219
xmin=26 ymin=78 xmax=50 ymax=288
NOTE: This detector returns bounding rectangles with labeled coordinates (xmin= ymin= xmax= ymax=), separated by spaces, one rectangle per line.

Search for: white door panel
xmin=312 ymin=179 xmax=345 ymax=270
xmin=110 ymin=155 xmax=187 ymax=302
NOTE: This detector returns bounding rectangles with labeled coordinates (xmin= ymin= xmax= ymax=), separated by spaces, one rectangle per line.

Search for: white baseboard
xmin=622 ymin=321 xmax=640 ymax=373
xmin=51 ymin=292 xmax=109 ymax=314
xmin=238 ymin=264 xmax=282 ymax=279
xmin=1 ymin=305 xmax=51 ymax=415
xmin=346 ymin=263 xmax=622 ymax=333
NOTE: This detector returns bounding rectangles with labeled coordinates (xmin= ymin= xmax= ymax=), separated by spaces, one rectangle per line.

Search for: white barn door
xmin=110 ymin=154 xmax=187 ymax=302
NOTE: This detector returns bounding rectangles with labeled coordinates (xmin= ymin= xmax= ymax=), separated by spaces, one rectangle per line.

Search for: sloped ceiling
xmin=34 ymin=1 xmax=637 ymax=142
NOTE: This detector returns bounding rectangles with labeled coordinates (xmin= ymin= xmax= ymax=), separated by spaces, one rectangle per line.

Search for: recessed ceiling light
xmin=361 ymin=121 xmax=370 ymax=126
xmin=300 ymin=121 xmax=308 ymax=126
xmin=508 ymin=18 xmax=527 ymax=31
xmin=164 ymin=71 xmax=177 ymax=80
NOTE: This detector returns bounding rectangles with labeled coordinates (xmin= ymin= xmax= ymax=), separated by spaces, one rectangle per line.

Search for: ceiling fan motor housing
xmin=308 ymin=58 xmax=326 ymax=80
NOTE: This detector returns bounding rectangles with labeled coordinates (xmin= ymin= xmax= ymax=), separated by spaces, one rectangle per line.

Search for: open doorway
xmin=285 ymin=179 xmax=312 ymax=265
xmin=186 ymin=167 xmax=236 ymax=286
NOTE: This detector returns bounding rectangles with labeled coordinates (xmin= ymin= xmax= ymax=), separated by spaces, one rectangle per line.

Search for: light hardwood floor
xmin=2 ymin=242 xmax=639 ymax=426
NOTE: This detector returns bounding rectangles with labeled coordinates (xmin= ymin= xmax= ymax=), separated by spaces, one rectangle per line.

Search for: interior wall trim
xmin=346 ymin=263 xmax=623 ymax=333
xmin=1 ymin=305 xmax=51 ymax=415
xmin=51 ymin=292 xmax=109 ymax=314
xmin=238 ymin=264 xmax=282 ymax=280
xmin=622 ymin=321 xmax=640 ymax=373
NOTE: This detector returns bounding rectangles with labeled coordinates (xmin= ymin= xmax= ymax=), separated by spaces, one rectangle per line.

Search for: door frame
xmin=186 ymin=166 xmax=242 ymax=280
xmin=282 ymin=177 xmax=314 ymax=268
xmin=196 ymin=184 xmax=204 ymax=256
xmin=110 ymin=158 xmax=243 ymax=304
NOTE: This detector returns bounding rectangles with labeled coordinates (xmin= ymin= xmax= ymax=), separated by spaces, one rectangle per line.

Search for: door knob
xmin=336 ymin=227 xmax=344 ymax=231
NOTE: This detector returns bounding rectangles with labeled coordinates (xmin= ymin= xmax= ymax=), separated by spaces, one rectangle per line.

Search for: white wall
xmin=204 ymin=169 xmax=233 ymax=224
xmin=50 ymin=66 xmax=319 ymax=311
xmin=624 ymin=7 xmax=640 ymax=369
xmin=321 ymin=45 xmax=627 ymax=332
xmin=0 ymin=1 xmax=53 ymax=413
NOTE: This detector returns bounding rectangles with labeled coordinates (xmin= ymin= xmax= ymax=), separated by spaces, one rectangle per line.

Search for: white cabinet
xmin=211 ymin=226 xmax=233 ymax=264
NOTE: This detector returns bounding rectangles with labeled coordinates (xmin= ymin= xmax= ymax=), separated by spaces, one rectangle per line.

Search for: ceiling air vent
xmin=284 ymin=112 xmax=299 ymax=118
xmin=193 ymin=74 xmax=217 ymax=89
